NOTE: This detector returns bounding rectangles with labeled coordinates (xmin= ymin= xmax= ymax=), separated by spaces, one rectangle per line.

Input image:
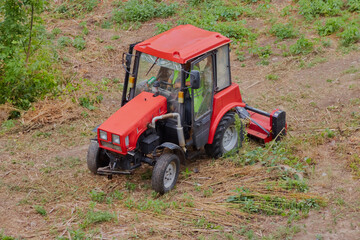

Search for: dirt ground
xmin=0 ymin=1 xmax=359 ymax=239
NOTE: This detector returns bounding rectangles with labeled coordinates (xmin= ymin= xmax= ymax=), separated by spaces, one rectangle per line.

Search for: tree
xmin=0 ymin=0 xmax=58 ymax=110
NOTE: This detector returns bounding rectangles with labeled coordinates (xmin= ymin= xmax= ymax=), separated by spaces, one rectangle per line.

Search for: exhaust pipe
xmin=150 ymin=113 xmax=186 ymax=152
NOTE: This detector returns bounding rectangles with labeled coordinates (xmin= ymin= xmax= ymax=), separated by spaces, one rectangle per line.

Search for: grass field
xmin=0 ymin=0 xmax=359 ymax=239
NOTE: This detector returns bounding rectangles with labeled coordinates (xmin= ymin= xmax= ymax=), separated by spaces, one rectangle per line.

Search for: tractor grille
xmin=101 ymin=141 xmax=122 ymax=152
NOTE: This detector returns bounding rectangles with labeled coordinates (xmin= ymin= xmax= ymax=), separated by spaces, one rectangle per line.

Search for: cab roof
xmin=134 ymin=24 xmax=231 ymax=64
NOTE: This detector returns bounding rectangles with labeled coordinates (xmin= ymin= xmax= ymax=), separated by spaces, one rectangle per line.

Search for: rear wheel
xmin=87 ymin=140 xmax=110 ymax=174
xmin=152 ymin=153 xmax=180 ymax=194
xmin=205 ymin=112 xmax=243 ymax=158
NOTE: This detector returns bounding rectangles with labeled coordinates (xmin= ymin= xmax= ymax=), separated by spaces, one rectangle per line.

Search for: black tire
xmin=87 ymin=140 xmax=110 ymax=174
xmin=151 ymin=153 xmax=180 ymax=194
xmin=205 ymin=112 xmax=243 ymax=158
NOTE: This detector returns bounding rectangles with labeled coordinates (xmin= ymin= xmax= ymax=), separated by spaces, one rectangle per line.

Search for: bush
xmin=289 ymin=37 xmax=314 ymax=55
xmin=112 ymin=0 xmax=178 ymax=23
xmin=317 ymin=17 xmax=345 ymax=36
xmin=298 ymin=0 xmax=344 ymax=20
xmin=270 ymin=23 xmax=298 ymax=40
xmin=0 ymin=0 xmax=60 ymax=110
xmin=339 ymin=24 xmax=360 ymax=46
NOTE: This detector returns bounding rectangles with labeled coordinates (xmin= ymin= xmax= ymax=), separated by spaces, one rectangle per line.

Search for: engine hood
xmin=98 ymin=92 xmax=167 ymax=154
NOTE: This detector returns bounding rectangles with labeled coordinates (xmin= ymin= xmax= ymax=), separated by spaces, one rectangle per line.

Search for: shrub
xmin=298 ymin=0 xmax=344 ymax=20
xmin=289 ymin=37 xmax=314 ymax=55
xmin=0 ymin=0 xmax=60 ymax=109
xmin=339 ymin=24 xmax=360 ymax=46
xmin=317 ymin=18 xmax=345 ymax=36
xmin=270 ymin=23 xmax=298 ymax=40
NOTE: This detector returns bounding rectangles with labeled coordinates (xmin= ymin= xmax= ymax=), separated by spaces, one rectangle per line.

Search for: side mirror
xmin=190 ymin=70 xmax=200 ymax=89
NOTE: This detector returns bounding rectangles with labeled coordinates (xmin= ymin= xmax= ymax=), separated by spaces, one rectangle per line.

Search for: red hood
xmin=98 ymin=92 xmax=167 ymax=154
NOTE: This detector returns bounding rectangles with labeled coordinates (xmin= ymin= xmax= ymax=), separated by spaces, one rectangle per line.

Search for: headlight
xmin=99 ymin=130 xmax=107 ymax=140
xmin=125 ymin=136 xmax=129 ymax=147
xmin=112 ymin=134 xmax=120 ymax=145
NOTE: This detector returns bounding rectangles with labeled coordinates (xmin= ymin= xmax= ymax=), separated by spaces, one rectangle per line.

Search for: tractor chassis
xmin=97 ymin=149 xmax=157 ymax=179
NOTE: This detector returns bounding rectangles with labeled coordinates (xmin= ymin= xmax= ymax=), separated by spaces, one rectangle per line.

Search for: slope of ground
xmin=0 ymin=0 xmax=359 ymax=239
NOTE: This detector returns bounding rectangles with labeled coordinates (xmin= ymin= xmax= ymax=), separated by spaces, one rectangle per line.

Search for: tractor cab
xmin=87 ymin=25 xmax=287 ymax=194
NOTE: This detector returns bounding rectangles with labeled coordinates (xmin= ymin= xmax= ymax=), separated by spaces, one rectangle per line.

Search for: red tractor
xmin=87 ymin=25 xmax=286 ymax=194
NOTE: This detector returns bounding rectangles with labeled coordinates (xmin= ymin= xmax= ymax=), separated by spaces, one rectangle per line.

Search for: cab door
xmin=191 ymin=54 xmax=215 ymax=149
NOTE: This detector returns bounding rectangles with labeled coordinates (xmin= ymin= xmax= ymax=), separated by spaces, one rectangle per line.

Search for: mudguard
xmin=153 ymin=142 xmax=186 ymax=165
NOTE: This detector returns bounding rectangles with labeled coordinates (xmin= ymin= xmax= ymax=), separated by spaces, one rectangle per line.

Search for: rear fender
xmin=208 ymin=84 xmax=245 ymax=144
xmin=153 ymin=142 xmax=186 ymax=165
xmin=207 ymin=103 xmax=245 ymax=144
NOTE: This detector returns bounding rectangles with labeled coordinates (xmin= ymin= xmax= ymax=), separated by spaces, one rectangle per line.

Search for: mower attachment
xmin=236 ymin=105 xmax=286 ymax=143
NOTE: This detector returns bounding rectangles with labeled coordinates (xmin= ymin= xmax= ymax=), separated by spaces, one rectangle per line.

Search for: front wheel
xmin=151 ymin=153 xmax=180 ymax=194
xmin=205 ymin=112 xmax=243 ymax=158
xmin=87 ymin=140 xmax=110 ymax=174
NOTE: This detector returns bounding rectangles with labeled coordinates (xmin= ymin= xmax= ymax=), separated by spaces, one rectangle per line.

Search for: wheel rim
xmin=163 ymin=161 xmax=177 ymax=189
xmin=222 ymin=125 xmax=238 ymax=152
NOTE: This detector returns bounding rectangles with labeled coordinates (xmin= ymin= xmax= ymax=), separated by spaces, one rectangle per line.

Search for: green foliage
xmin=72 ymin=36 xmax=86 ymax=50
xmin=156 ymin=22 xmax=173 ymax=34
xmin=235 ymin=141 xmax=306 ymax=171
xmin=125 ymin=181 xmax=137 ymax=191
xmin=34 ymin=205 xmax=47 ymax=216
xmin=55 ymin=0 xmax=99 ymax=19
xmin=89 ymin=190 xmax=106 ymax=203
xmin=281 ymin=178 xmax=309 ymax=192
xmin=227 ymin=188 xmax=322 ymax=216
xmin=112 ymin=0 xmax=178 ymax=23
xmin=0 ymin=120 xmax=15 ymax=133
xmin=297 ymin=0 xmax=344 ymax=20
xmin=339 ymin=23 xmax=360 ymax=46
xmin=270 ymin=23 xmax=298 ymax=40
xmin=214 ymin=22 xmax=256 ymax=40
xmin=51 ymin=27 xmax=61 ymax=36
xmin=266 ymin=74 xmax=279 ymax=81
xmin=317 ymin=18 xmax=344 ymax=36
xmin=289 ymin=37 xmax=314 ymax=55
xmin=0 ymin=230 xmax=16 ymax=240
xmin=186 ymin=0 xmax=204 ymax=6
xmin=322 ymin=128 xmax=335 ymax=138
xmin=0 ymin=0 xmax=60 ymax=110
xmin=57 ymin=36 xmax=72 ymax=47
xmin=80 ymin=209 xmax=116 ymax=228
xmin=347 ymin=0 xmax=360 ymax=12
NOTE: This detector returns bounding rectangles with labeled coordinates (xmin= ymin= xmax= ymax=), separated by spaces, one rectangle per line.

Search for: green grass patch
xmin=297 ymin=0 xmax=344 ymax=20
xmin=270 ymin=23 xmax=298 ymax=40
xmin=317 ymin=17 xmax=345 ymax=36
xmin=54 ymin=0 xmax=99 ymax=19
xmin=227 ymin=187 xmax=323 ymax=216
xmin=289 ymin=37 xmax=314 ymax=55
xmin=339 ymin=23 xmax=360 ymax=46
xmin=80 ymin=208 xmax=116 ymax=228
xmin=34 ymin=205 xmax=47 ymax=216
xmin=112 ymin=0 xmax=178 ymax=23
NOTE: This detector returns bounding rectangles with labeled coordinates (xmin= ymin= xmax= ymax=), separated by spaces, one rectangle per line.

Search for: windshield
xmin=136 ymin=53 xmax=182 ymax=112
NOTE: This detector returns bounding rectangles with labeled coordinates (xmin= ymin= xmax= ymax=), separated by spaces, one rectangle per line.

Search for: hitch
xmin=236 ymin=105 xmax=286 ymax=143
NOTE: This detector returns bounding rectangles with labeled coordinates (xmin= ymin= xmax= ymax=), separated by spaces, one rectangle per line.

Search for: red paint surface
xmin=208 ymin=83 xmax=245 ymax=144
xmin=134 ymin=25 xmax=231 ymax=64
xmin=98 ymin=92 xmax=167 ymax=155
